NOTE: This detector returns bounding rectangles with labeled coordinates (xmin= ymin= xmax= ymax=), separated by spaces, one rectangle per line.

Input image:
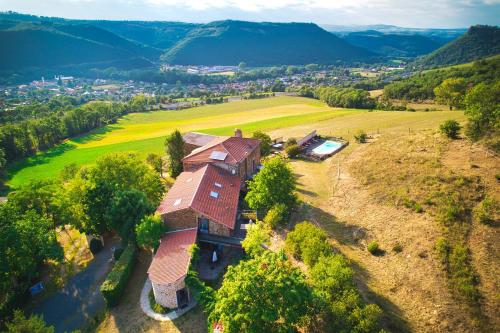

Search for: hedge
xmin=100 ymin=243 xmax=137 ymax=306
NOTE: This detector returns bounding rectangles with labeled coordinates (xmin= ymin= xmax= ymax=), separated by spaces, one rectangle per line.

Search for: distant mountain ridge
xmin=323 ymin=24 xmax=466 ymax=43
xmin=162 ymin=20 xmax=375 ymax=66
xmin=341 ymin=30 xmax=443 ymax=57
xmin=0 ymin=19 xmax=160 ymax=71
xmin=414 ymin=25 xmax=500 ymax=68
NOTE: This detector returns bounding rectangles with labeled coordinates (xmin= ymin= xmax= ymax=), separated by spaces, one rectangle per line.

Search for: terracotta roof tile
xmin=156 ymin=164 xmax=241 ymax=229
xmin=148 ymin=228 xmax=197 ymax=285
xmin=183 ymin=136 xmax=260 ymax=166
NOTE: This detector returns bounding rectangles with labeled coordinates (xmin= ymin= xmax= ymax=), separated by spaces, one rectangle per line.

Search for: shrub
xmin=264 ymin=203 xmax=288 ymax=228
xmin=285 ymin=221 xmax=331 ymax=267
xmin=473 ymin=196 xmax=498 ymax=225
xmin=100 ymin=243 xmax=137 ymax=306
xmin=437 ymin=196 xmax=465 ymax=226
xmin=392 ymin=243 xmax=403 ymax=253
xmin=3 ymin=310 xmax=55 ymax=333
xmin=285 ymin=137 xmax=297 ymax=148
xmin=354 ymin=131 xmax=368 ymax=143
xmin=435 ymin=237 xmax=450 ymax=262
xmin=367 ymin=241 xmax=379 ymax=255
xmin=439 ymin=119 xmax=461 ymax=139
xmin=242 ymin=221 xmax=270 ymax=257
xmin=285 ymin=144 xmax=301 ymax=158
xmin=448 ymin=245 xmax=480 ymax=302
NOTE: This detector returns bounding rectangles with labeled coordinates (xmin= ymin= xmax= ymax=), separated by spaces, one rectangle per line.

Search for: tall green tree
xmin=66 ymin=153 xmax=164 ymax=236
xmin=251 ymin=131 xmax=272 ymax=156
xmin=245 ymin=156 xmax=297 ymax=212
xmin=464 ymin=81 xmax=500 ymax=140
xmin=107 ymin=189 xmax=154 ymax=242
xmin=164 ymin=130 xmax=185 ymax=178
xmin=434 ymin=78 xmax=467 ymax=109
xmin=0 ymin=205 xmax=63 ymax=312
xmin=146 ymin=153 xmax=163 ymax=177
xmin=209 ymin=252 xmax=313 ymax=333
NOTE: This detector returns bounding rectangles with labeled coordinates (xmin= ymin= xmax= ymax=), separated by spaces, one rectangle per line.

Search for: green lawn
xmin=6 ymin=96 xmax=357 ymax=188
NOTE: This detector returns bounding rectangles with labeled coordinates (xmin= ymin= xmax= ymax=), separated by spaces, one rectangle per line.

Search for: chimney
xmin=234 ymin=128 xmax=242 ymax=138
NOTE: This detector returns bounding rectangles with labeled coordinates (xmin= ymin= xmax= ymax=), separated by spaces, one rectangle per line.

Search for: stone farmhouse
xmin=148 ymin=129 xmax=261 ymax=309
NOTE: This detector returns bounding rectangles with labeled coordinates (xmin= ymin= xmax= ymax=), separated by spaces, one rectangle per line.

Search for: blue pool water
xmin=312 ymin=140 xmax=343 ymax=155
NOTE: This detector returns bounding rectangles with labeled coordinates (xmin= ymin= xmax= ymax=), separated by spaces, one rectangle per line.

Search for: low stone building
xmin=147 ymin=228 xmax=197 ymax=309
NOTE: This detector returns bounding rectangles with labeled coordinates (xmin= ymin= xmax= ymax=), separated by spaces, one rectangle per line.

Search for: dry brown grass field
xmin=267 ymin=110 xmax=498 ymax=332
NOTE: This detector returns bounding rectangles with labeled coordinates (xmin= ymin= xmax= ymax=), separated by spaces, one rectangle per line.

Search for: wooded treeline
xmin=383 ymin=56 xmax=499 ymax=101
xmin=0 ymin=94 xmax=160 ymax=171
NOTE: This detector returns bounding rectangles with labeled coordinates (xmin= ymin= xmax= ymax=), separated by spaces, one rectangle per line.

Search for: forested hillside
xmin=383 ymin=55 xmax=500 ymax=101
xmin=415 ymin=25 xmax=500 ymax=68
xmin=342 ymin=30 xmax=443 ymax=57
xmin=162 ymin=20 xmax=375 ymax=66
xmin=0 ymin=22 xmax=157 ymax=70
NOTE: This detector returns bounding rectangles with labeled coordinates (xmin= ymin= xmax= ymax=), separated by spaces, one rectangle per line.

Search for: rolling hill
xmin=342 ymin=30 xmax=443 ymax=57
xmin=0 ymin=21 xmax=159 ymax=71
xmin=161 ymin=20 xmax=375 ymax=66
xmin=414 ymin=25 xmax=500 ymax=68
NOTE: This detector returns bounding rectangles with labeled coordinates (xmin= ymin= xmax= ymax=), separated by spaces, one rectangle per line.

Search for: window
xmin=173 ymin=198 xmax=182 ymax=206
xmin=210 ymin=191 xmax=219 ymax=198
xmin=214 ymin=182 xmax=222 ymax=188
xmin=199 ymin=218 xmax=209 ymax=233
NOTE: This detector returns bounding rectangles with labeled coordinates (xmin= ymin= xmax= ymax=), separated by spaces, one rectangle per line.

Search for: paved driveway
xmin=32 ymin=238 xmax=118 ymax=333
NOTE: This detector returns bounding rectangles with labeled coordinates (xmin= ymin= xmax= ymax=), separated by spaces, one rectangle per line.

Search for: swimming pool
xmin=312 ymin=140 xmax=343 ymax=155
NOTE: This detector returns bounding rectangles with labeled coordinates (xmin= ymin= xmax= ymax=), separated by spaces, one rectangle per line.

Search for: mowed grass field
xmin=6 ymin=96 xmax=466 ymax=188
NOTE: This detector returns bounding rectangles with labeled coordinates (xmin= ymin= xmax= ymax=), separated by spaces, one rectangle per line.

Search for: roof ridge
xmin=182 ymin=135 xmax=229 ymax=160
xmin=164 ymin=227 xmax=197 ymax=235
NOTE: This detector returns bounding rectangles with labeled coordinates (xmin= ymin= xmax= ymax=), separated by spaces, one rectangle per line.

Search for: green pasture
xmin=6 ymin=95 xmax=466 ymax=189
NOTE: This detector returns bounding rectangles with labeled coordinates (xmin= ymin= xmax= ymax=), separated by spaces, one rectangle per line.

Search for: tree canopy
xmin=245 ymin=156 xmax=297 ymax=213
xmin=209 ymin=251 xmax=314 ymax=333
xmin=135 ymin=214 xmax=166 ymax=251
xmin=433 ymin=77 xmax=467 ymax=109
xmin=464 ymin=81 xmax=500 ymax=141
xmin=3 ymin=310 xmax=55 ymax=333
xmin=251 ymin=131 xmax=272 ymax=156
xmin=164 ymin=129 xmax=185 ymax=178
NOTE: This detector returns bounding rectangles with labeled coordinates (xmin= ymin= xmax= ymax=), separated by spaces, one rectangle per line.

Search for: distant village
xmin=0 ymin=64 xmax=406 ymax=111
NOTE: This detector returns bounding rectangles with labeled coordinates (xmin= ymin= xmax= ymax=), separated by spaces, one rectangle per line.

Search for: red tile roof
xmin=156 ymin=164 xmax=241 ymax=229
xmin=183 ymin=136 xmax=260 ymax=166
xmin=148 ymin=228 xmax=197 ymax=285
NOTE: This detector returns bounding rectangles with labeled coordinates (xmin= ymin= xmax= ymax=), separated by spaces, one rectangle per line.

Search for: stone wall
xmin=208 ymin=219 xmax=231 ymax=237
xmin=237 ymin=147 xmax=261 ymax=181
xmin=184 ymin=143 xmax=199 ymax=156
xmin=151 ymin=277 xmax=188 ymax=309
xmin=162 ymin=209 xmax=197 ymax=230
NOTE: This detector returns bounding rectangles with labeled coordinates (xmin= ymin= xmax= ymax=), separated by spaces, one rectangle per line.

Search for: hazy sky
xmin=0 ymin=0 xmax=499 ymax=28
